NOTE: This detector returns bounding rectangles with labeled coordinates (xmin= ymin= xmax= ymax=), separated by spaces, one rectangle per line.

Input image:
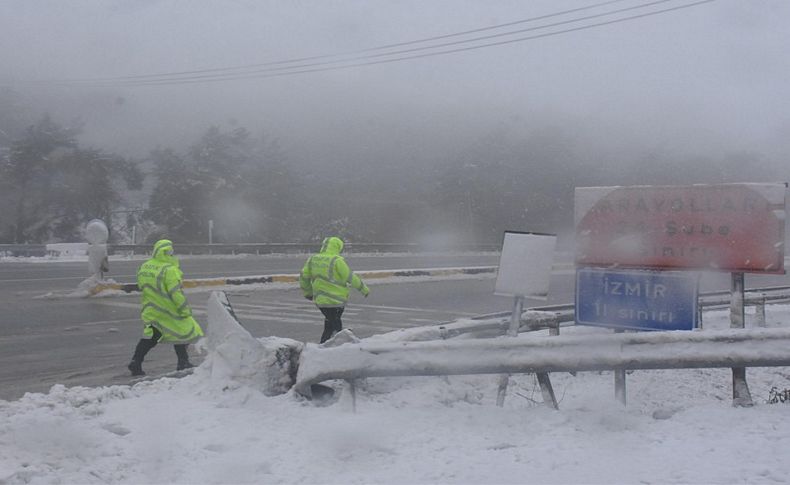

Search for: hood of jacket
xmin=319 ymin=236 xmax=344 ymax=255
xmin=151 ymin=239 xmax=179 ymax=266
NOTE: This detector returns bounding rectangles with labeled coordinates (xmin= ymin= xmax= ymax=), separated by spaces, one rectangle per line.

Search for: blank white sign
xmin=494 ymin=231 xmax=557 ymax=299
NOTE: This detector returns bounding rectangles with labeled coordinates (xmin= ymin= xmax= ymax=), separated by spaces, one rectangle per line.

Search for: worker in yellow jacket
xmin=127 ymin=239 xmax=204 ymax=376
xmin=300 ymin=236 xmax=369 ymax=343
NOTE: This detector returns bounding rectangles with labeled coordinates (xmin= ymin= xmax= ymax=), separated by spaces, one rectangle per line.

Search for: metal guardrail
xmin=293 ymin=286 xmax=790 ymax=408
xmin=466 ymin=285 xmax=790 ymax=334
xmin=1 ymin=243 xmax=502 ymax=256
xmin=109 ymin=243 xmax=501 ymax=255
xmin=0 ymin=244 xmax=48 ymax=257
xmin=294 ymin=325 xmax=790 ymax=408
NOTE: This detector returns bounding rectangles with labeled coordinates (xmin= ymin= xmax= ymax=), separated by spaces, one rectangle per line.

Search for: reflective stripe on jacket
xmin=299 ymin=236 xmax=368 ymax=308
xmin=137 ymin=239 xmax=204 ymax=343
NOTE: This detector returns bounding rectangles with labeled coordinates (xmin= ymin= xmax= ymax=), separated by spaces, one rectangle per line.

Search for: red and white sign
xmin=575 ymin=183 xmax=787 ymax=273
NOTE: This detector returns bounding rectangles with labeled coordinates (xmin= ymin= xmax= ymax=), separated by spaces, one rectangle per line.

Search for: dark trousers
xmin=319 ymin=307 xmax=345 ymax=343
xmin=131 ymin=327 xmax=190 ymax=364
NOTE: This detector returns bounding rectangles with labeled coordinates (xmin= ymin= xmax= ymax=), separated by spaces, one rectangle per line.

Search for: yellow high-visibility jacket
xmin=137 ymin=239 xmax=204 ymax=343
xmin=300 ymin=236 xmax=369 ymax=308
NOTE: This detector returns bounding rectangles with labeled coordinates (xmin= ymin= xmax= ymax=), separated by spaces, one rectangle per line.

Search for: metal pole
xmin=537 ymin=373 xmax=559 ymax=410
xmin=348 ymin=380 xmax=357 ymax=413
xmin=507 ymin=296 xmax=523 ymax=337
xmin=756 ymin=296 xmax=766 ymax=327
xmin=496 ymin=296 xmax=523 ymax=406
xmin=495 ymin=374 xmax=509 ymax=407
xmin=730 ymin=272 xmax=753 ymax=407
xmin=614 ymin=329 xmax=626 ymax=406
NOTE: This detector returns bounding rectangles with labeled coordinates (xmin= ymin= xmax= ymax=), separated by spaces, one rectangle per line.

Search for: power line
xmin=56 ymin=0 xmax=632 ymax=83
xmin=70 ymin=0 xmax=676 ymax=86
xmin=56 ymin=0 xmax=717 ymax=88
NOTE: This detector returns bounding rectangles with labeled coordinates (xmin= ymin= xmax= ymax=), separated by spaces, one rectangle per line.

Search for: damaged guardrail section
xmin=203 ymin=289 xmax=790 ymax=407
xmin=293 ymin=327 xmax=790 ymax=399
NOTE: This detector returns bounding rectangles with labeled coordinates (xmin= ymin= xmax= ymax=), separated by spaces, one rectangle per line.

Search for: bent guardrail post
xmin=294 ymin=328 xmax=790 ymax=408
xmin=205 ymin=291 xmax=303 ymax=395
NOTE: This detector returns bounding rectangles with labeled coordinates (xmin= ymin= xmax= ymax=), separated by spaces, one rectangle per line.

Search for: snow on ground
xmin=1 ymin=301 xmax=790 ymax=484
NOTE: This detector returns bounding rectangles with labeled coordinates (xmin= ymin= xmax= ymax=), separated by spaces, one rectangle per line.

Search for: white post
xmin=208 ymin=219 xmax=214 ymax=245
xmin=85 ymin=219 xmax=109 ymax=281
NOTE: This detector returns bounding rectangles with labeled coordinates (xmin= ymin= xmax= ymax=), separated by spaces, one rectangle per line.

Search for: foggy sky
xmin=1 ymin=0 xmax=788 ymax=175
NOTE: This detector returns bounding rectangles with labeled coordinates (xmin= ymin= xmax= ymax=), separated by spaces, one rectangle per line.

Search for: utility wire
xmin=71 ymin=0 xmax=675 ymax=86
xmin=58 ymin=0 xmax=717 ymax=87
xmin=57 ymin=0 xmax=631 ymax=83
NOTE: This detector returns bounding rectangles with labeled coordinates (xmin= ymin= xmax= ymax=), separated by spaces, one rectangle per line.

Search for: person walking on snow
xmin=300 ymin=236 xmax=369 ymax=343
xmin=127 ymin=239 xmax=204 ymax=376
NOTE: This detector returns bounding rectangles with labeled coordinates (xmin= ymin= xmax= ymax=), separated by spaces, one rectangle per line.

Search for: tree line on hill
xmin=0 ymin=93 xmax=782 ymax=246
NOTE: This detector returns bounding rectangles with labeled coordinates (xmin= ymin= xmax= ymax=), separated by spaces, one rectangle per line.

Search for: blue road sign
xmin=576 ymin=267 xmax=698 ymax=331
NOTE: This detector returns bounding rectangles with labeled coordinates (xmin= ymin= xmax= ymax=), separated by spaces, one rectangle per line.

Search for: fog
xmin=1 ymin=0 xmax=789 ymax=244
xmin=1 ymin=0 xmax=787 ymax=162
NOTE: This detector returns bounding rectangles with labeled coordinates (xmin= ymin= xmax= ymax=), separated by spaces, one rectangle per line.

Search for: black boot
xmin=175 ymin=344 xmax=194 ymax=371
xmin=128 ymin=337 xmax=157 ymax=376
xmin=127 ymin=360 xmax=145 ymax=376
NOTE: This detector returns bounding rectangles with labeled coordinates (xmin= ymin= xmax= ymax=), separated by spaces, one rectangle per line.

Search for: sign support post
xmin=507 ymin=296 xmax=523 ymax=337
xmin=495 ymin=295 xmax=558 ymax=409
xmin=536 ymin=373 xmax=558 ymax=410
xmin=574 ymin=183 xmax=786 ymax=407
xmin=496 ymin=296 xmax=523 ymax=407
xmin=493 ymin=231 xmax=557 ymax=409
xmin=730 ymin=272 xmax=753 ymax=407
xmin=614 ymin=329 xmax=627 ymax=405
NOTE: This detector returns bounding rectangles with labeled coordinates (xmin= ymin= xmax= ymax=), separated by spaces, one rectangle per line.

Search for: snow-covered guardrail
xmin=478 ymin=286 xmax=790 ymax=336
xmin=294 ymin=327 xmax=790 ymax=404
xmin=0 ymin=244 xmax=48 ymax=257
xmin=2 ymin=242 xmax=503 ymax=256
xmin=202 ymin=289 xmax=790 ymax=409
xmin=109 ymin=242 xmax=502 ymax=255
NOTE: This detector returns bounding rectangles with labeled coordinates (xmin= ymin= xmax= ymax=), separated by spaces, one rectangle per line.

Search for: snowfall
xmin=2 ymin=266 xmax=790 ymax=484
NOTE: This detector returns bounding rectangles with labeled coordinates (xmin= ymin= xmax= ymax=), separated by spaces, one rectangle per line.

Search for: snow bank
xmin=1 ymin=299 xmax=790 ymax=484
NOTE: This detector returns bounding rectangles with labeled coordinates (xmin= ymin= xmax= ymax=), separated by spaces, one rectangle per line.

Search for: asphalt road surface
xmin=1 ymin=253 xmax=512 ymax=400
xmin=1 ymin=252 xmax=789 ymax=401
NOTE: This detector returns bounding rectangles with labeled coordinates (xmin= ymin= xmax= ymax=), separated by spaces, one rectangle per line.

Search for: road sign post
xmin=614 ymin=328 xmax=627 ymax=406
xmin=574 ymin=182 xmax=787 ymax=407
xmin=494 ymin=231 xmax=557 ymax=409
xmin=730 ymin=272 xmax=753 ymax=407
xmin=576 ymin=267 xmax=698 ymax=406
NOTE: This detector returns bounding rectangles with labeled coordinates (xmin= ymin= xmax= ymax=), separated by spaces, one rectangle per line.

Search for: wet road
xmin=1 ymin=252 xmax=788 ymax=401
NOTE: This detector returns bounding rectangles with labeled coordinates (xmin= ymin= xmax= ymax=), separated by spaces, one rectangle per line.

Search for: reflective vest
xmin=137 ymin=240 xmax=204 ymax=343
xmin=300 ymin=236 xmax=369 ymax=308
